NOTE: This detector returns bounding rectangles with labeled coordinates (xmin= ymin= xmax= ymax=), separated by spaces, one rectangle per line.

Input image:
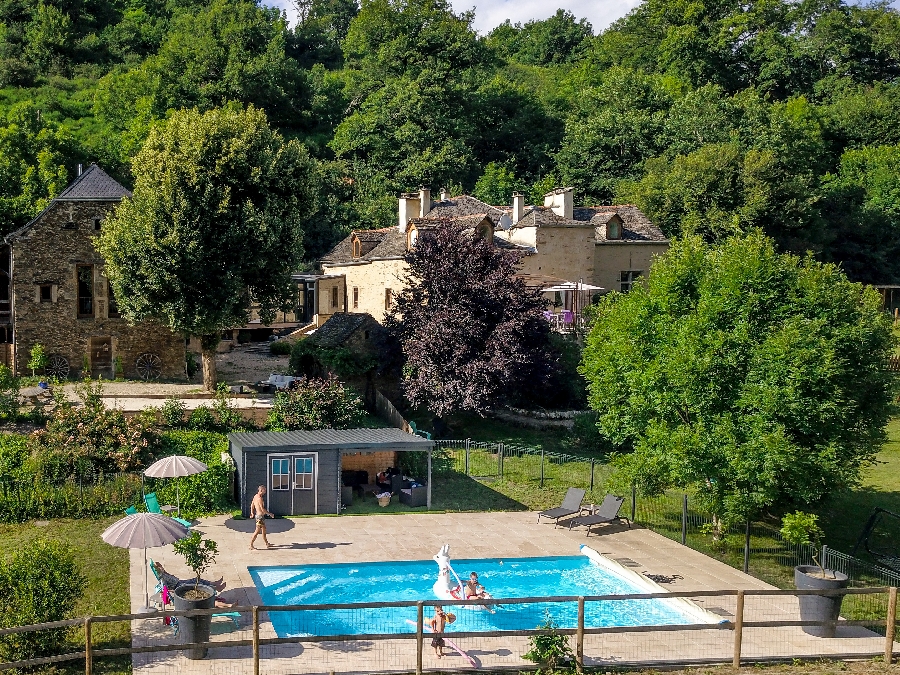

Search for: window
xmin=63 ymin=221 xmax=76 ymax=230
xmin=364 ymin=330 xmax=369 ymax=340
xmin=620 ymin=270 xmax=643 ymax=294
xmin=77 ymin=265 xmax=94 ymax=317
xmin=385 ymin=288 xmax=393 ymax=311
xmin=352 ymin=287 xmax=359 ymax=309
xmin=39 ymin=285 xmax=52 ymax=303
xmin=294 ymin=457 xmax=313 ymax=489
xmin=93 ymin=218 xmax=102 ymax=231
xmin=352 ymin=238 xmax=361 ymax=258
xmin=331 ymin=286 xmax=338 ymax=308
xmin=607 ymin=221 xmax=621 ymax=240
xmin=272 ymin=458 xmax=290 ymax=490
xmin=108 ymin=280 xmax=120 ymax=318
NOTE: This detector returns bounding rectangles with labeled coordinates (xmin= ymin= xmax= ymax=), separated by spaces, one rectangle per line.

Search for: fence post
xmin=733 ymin=590 xmax=744 ymax=668
xmin=743 ymin=521 xmax=751 ymax=574
xmin=576 ymin=597 xmax=585 ymax=674
xmin=681 ymin=494 xmax=688 ymax=545
xmin=887 ymin=586 xmax=897 ymax=665
xmin=465 ymin=439 xmax=470 ymax=476
xmin=252 ymin=606 xmax=260 ymax=675
xmin=416 ymin=601 xmax=424 ymax=675
xmin=540 ymin=448 xmax=545 ymax=489
xmin=631 ymin=483 xmax=636 ymax=523
xmin=589 ymin=460 xmax=594 ymax=492
xmin=498 ymin=443 xmax=503 ymax=479
xmin=822 ymin=545 xmax=828 ymax=570
xmin=84 ymin=617 xmax=92 ymax=675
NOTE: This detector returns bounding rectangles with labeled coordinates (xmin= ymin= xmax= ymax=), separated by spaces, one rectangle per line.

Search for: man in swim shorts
xmin=430 ymin=606 xmax=446 ymax=658
xmin=249 ymin=485 xmax=274 ymax=550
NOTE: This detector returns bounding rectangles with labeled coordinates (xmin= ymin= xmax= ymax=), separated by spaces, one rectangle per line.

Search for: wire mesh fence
xmin=2 ymin=588 xmax=897 ymax=674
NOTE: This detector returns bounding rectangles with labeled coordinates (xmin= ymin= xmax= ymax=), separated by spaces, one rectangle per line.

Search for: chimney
xmin=419 ymin=186 xmax=431 ymax=217
xmin=543 ymin=187 xmax=573 ymax=220
xmin=398 ymin=192 xmax=421 ymax=232
xmin=512 ymin=192 xmax=525 ymax=223
xmin=440 ymin=187 xmax=450 ymax=201
xmin=77 ymin=164 xmax=83 ymax=176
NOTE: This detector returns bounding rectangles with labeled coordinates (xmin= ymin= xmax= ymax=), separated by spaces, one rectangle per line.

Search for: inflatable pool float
xmin=433 ymin=544 xmax=496 ymax=611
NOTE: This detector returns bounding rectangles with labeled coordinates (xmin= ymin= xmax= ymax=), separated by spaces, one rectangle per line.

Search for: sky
xmin=267 ymin=0 xmax=645 ymax=34
xmin=266 ymin=0 xmax=900 ymax=34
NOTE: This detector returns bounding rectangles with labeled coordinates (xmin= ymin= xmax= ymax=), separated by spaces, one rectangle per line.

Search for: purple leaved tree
xmin=384 ymin=221 xmax=555 ymax=419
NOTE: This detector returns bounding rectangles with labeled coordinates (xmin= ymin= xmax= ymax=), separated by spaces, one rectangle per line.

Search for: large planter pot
xmin=794 ymin=566 xmax=849 ymax=637
xmin=172 ymin=584 xmax=217 ymax=659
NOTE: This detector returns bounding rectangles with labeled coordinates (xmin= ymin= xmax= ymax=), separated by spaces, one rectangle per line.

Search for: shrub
xmin=522 ymin=611 xmax=573 ymax=671
xmin=267 ymin=377 xmax=364 ymax=431
xmin=160 ymin=396 xmax=187 ymax=427
xmin=0 ymin=366 xmax=18 ymax=421
xmin=149 ymin=431 xmax=235 ymax=516
xmin=213 ymin=383 xmax=245 ymax=431
xmin=781 ymin=511 xmax=826 ymax=573
xmin=173 ymin=531 xmax=219 ymax=593
xmin=187 ymin=405 xmax=217 ymax=431
xmin=0 ymin=539 xmax=85 ymax=661
xmin=270 ymin=339 xmax=293 ymax=356
xmin=30 ymin=387 xmax=160 ymax=478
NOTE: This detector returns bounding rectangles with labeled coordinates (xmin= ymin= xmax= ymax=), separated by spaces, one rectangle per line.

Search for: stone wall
xmin=10 ymin=200 xmax=185 ymax=380
xmin=592 ymin=242 xmax=669 ymax=294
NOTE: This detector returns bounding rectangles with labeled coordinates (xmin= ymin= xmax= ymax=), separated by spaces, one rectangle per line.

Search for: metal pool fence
xmin=434 ymin=440 xmax=900 ymax=593
xmin=0 ymin=588 xmax=896 ymax=675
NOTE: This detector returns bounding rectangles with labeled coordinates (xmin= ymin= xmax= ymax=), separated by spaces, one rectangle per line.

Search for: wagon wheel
xmin=45 ymin=355 xmax=69 ymax=380
xmin=135 ymin=353 xmax=162 ymax=380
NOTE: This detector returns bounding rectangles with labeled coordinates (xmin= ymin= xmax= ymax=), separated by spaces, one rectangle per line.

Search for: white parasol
xmin=144 ymin=455 xmax=208 ymax=518
xmin=101 ymin=513 xmax=189 ymax=612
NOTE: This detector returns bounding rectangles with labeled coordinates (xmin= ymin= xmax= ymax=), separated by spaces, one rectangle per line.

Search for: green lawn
xmin=0 ymin=517 xmax=131 ymax=673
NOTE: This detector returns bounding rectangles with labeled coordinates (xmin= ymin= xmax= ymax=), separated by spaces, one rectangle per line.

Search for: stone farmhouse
xmin=320 ymin=187 xmax=668 ymax=323
xmin=0 ymin=164 xmax=185 ymax=380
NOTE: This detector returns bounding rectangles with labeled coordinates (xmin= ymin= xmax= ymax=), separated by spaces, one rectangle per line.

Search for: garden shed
xmin=228 ymin=428 xmax=434 ymax=516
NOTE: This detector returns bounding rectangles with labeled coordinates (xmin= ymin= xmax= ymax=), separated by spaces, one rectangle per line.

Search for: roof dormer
xmin=351 ymin=234 xmax=362 ymax=259
xmin=606 ymin=214 xmax=624 ymax=240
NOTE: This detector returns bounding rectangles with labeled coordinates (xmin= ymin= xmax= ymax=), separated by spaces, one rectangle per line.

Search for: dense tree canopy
xmin=385 ymin=221 xmax=554 ymax=418
xmin=1 ymin=0 xmax=900 ymax=281
xmin=99 ymin=106 xmax=316 ymax=389
xmin=581 ymin=232 xmax=896 ymax=527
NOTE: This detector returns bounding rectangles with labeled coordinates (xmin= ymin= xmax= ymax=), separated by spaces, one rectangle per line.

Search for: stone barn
xmin=0 ymin=164 xmax=185 ymax=379
xmin=228 ymin=428 xmax=434 ymax=516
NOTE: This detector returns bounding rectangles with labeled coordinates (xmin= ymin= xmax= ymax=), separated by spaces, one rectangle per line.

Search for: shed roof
xmin=305 ymin=312 xmax=381 ymax=348
xmin=228 ymin=427 xmax=433 ymax=451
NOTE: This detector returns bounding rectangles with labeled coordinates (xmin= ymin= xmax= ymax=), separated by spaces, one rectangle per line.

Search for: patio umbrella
xmin=144 ymin=455 xmax=208 ymax=518
xmin=101 ymin=512 xmax=189 ymax=612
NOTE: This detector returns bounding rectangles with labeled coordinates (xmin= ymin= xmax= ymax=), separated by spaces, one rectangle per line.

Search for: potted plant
xmin=522 ymin=610 xmax=574 ymax=672
xmin=780 ymin=511 xmax=848 ymax=637
xmin=172 ymin=531 xmax=219 ymax=658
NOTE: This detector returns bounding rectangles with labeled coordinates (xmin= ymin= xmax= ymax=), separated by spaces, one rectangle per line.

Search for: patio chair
xmin=124 ymin=506 xmax=138 ymax=515
xmin=151 ymin=559 xmax=241 ymax=630
xmin=144 ymin=492 xmax=192 ymax=529
xmin=568 ymin=494 xmax=631 ymax=536
xmin=408 ymin=420 xmax=432 ymax=440
xmin=537 ymin=488 xmax=586 ymax=527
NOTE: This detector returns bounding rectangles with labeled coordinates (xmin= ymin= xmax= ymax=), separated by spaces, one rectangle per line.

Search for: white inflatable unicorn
xmin=433 ymin=544 xmax=495 ymax=611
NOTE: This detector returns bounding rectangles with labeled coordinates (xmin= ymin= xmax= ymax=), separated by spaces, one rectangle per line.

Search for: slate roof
xmin=305 ymin=312 xmax=381 ymax=348
xmin=56 ymin=164 xmax=131 ymax=201
xmin=228 ymin=428 xmax=433 ymax=451
xmin=321 ymin=228 xmax=406 ymax=265
xmin=576 ymin=205 xmax=668 ymax=242
xmin=426 ymin=195 xmax=505 ymax=224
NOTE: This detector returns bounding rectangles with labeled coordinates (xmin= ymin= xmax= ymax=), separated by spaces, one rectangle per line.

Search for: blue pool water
xmin=249 ymin=555 xmax=697 ymax=637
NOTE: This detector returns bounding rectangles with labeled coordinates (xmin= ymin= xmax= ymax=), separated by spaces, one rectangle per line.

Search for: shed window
xmin=294 ymin=457 xmax=313 ymax=490
xmin=77 ymin=265 xmax=94 ymax=318
xmin=272 ymin=458 xmax=290 ymax=490
xmin=39 ymin=285 xmax=52 ymax=303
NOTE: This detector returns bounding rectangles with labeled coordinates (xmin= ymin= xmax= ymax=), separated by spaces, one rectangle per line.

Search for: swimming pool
xmin=249 ymin=553 xmax=704 ymax=637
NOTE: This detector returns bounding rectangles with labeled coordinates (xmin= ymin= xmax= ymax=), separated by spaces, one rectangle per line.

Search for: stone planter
xmin=794 ymin=566 xmax=849 ymax=637
xmin=172 ymin=584 xmax=217 ymax=659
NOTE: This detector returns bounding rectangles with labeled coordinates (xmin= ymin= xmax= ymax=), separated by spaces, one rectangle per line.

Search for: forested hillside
xmin=2 ymin=0 xmax=899 ymax=279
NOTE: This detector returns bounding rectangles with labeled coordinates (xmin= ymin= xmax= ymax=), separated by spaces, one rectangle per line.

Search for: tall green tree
xmin=581 ymin=231 xmax=896 ymax=529
xmin=99 ymin=106 xmax=317 ymax=389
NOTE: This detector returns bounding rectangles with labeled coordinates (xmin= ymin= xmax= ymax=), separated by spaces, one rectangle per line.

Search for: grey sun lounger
xmin=537 ymin=488 xmax=586 ymax=527
xmin=568 ymin=494 xmax=631 ymax=536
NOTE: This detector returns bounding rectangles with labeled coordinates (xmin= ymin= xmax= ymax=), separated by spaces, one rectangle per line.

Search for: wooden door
xmin=90 ymin=336 xmax=113 ymax=378
xmin=267 ymin=456 xmax=292 ymax=517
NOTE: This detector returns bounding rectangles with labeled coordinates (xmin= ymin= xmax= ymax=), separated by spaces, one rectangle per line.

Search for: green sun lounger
xmin=144 ymin=492 xmax=192 ymax=529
